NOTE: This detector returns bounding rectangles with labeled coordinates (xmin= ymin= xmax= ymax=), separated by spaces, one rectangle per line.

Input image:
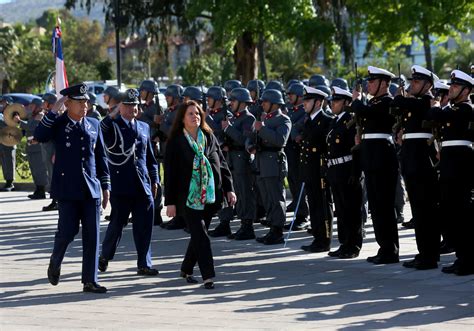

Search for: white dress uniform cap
xmin=303 ymin=86 xmax=328 ymax=99
xmin=367 ymin=66 xmax=396 ymax=79
xmin=434 ymin=80 xmax=449 ymax=90
xmin=449 ymin=70 xmax=474 ymax=87
xmin=410 ymin=65 xmax=439 ymax=81
xmin=332 ymin=86 xmax=353 ymax=98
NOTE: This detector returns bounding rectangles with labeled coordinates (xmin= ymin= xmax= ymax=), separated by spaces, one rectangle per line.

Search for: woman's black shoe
xmin=180 ymin=271 xmax=198 ymax=284
xmin=203 ymin=281 xmax=214 ymax=289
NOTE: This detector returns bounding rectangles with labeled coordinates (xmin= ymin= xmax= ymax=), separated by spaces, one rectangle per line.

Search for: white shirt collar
xmin=310 ymin=108 xmax=322 ymax=120
xmin=68 ymin=116 xmax=81 ymax=125
xmin=122 ymin=117 xmax=135 ymax=126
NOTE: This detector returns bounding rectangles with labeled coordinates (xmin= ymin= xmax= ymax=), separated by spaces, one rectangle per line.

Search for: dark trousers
xmin=306 ymin=177 xmax=333 ymax=248
xmin=328 ymin=164 xmax=363 ymax=251
xmin=233 ymin=170 xmax=257 ymax=221
xmin=257 ymin=176 xmax=287 ymax=228
xmin=154 ymin=163 xmax=163 ymax=213
xmin=181 ymin=207 xmax=215 ymax=280
xmin=101 ymin=194 xmax=154 ymax=268
xmin=365 ymin=167 xmax=399 ymax=257
xmin=404 ymin=173 xmax=440 ymax=263
xmin=286 ymin=145 xmax=309 ymax=218
xmin=51 ymin=199 xmax=100 ymax=283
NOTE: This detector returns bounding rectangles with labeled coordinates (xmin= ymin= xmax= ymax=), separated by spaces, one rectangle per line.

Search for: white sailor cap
xmin=303 ymin=86 xmax=328 ymax=100
xmin=434 ymin=80 xmax=449 ymax=91
xmin=449 ymin=70 xmax=474 ymax=87
xmin=331 ymin=86 xmax=352 ymax=100
xmin=367 ymin=66 xmax=395 ymax=80
xmin=409 ymin=65 xmax=439 ymax=82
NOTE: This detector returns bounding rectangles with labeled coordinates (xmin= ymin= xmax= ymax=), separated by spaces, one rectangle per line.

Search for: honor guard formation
xmin=0 ymin=64 xmax=473 ymax=293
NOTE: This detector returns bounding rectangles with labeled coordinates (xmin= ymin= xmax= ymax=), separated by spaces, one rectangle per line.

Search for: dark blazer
xmin=34 ymin=111 xmax=110 ymax=200
xmin=164 ymin=130 xmax=234 ymax=216
xmin=100 ymin=115 xmax=159 ymax=197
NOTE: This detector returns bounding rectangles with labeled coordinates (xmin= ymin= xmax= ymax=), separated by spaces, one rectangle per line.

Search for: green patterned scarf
xmin=183 ymin=128 xmax=216 ymax=210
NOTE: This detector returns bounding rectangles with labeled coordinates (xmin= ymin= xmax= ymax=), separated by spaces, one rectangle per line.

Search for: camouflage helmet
xmin=314 ymin=85 xmax=331 ymax=99
xmin=42 ymin=92 xmax=57 ymax=105
xmin=206 ymin=86 xmax=227 ymax=101
xmin=261 ymin=89 xmax=285 ymax=105
xmin=309 ymin=74 xmax=329 ymax=87
xmin=287 ymin=82 xmax=305 ymax=97
xmin=330 ymin=78 xmax=349 ymax=91
xmin=139 ymin=79 xmax=159 ymax=94
xmin=224 ymin=80 xmax=242 ymax=93
xmin=264 ymin=80 xmax=284 ymax=92
xmin=164 ymin=84 xmax=184 ymax=98
xmin=87 ymin=92 xmax=97 ymax=105
xmin=246 ymin=80 xmax=265 ymax=94
xmin=182 ymin=86 xmax=203 ymax=102
xmin=228 ymin=88 xmax=253 ymax=103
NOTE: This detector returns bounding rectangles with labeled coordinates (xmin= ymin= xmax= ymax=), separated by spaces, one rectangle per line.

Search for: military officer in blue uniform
xmin=34 ymin=83 xmax=111 ymax=294
xmin=326 ymin=86 xmax=363 ymax=258
xmin=247 ymin=89 xmax=291 ymax=245
xmin=351 ymin=66 xmax=400 ymax=265
xmin=391 ymin=65 xmax=441 ymax=270
xmin=431 ymin=70 xmax=474 ymax=276
xmin=98 ymin=89 xmax=160 ymax=276
xmin=221 ymin=88 xmax=257 ymax=240
xmin=283 ymin=82 xmax=309 ymax=229
xmin=14 ymin=98 xmax=49 ymax=199
xmin=299 ymin=86 xmax=334 ymax=253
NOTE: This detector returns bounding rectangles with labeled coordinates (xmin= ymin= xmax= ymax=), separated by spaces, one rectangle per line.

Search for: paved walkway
xmin=0 ymin=191 xmax=473 ymax=330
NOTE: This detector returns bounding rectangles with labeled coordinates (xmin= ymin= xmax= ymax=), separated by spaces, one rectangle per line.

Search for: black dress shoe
xmin=98 ymin=256 xmax=108 ymax=272
xmin=439 ymin=243 xmax=455 ymax=255
xmin=83 ymin=282 xmax=107 ymax=293
xmin=47 ymin=262 xmax=60 ymax=286
xmin=180 ymin=271 xmax=199 ymax=284
xmin=203 ymin=281 xmax=215 ymax=289
xmin=137 ymin=267 xmax=159 ymax=276
xmin=328 ymin=247 xmax=343 ymax=257
xmin=1 ymin=181 xmax=14 ymax=192
xmin=256 ymin=231 xmax=271 ymax=243
xmin=232 ymin=221 xmax=256 ymax=240
xmin=368 ymin=255 xmax=399 ymax=265
xmin=453 ymin=264 xmax=474 ymax=276
xmin=301 ymin=243 xmax=330 ymax=253
xmin=401 ymin=219 xmax=415 ymax=229
xmin=209 ymin=222 xmax=232 ymax=237
xmin=42 ymin=201 xmax=58 ymax=211
xmin=339 ymin=250 xmax=360 ymax=259
xmin=28 ymin=191 xmax=47 ymax=200
xmin=441 ymin=262 xmax=459 ymax=274
xmin=402 ymin=259 xmax=418 ymax=268
xmin=263 ymin=232 xmax=284 ymax=245
xmin=286 ymin=201 xmax=296 ymax=212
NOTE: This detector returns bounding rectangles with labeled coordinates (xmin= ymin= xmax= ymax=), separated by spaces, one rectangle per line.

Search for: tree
xmin=348 ymin=0 xmax=474 ymax=70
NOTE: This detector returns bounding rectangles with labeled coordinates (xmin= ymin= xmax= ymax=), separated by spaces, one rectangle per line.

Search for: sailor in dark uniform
xmin=299 ymin=86 xmax=334 ymax=253
xmin=326 ymin=86 xmax=363 ymax=258
xmin=34 ymin=83 xmax=111 ymax=293
xmin=351 ymin=66 xmax=400 ymax=265
xmin=431 ymin=70 xmax=474 ymax=276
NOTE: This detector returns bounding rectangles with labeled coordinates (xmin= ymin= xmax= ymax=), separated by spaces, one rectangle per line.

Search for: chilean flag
xmin=52 ymin=23 xmax=68 ymax=97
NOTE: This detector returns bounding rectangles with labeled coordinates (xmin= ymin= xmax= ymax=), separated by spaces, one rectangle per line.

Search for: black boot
xmin=28 ymin=186 xmax=46 ymax=199
xmin=42 ymin=199 xmax=58 ymax=211
xmin=263 ymin=226 xmax=284 ymax=245
xmin=209 ymin=221 xmax=231 ymax=237
xmin=402 ymin=218 xmax=415 ymax=229
xmin=1 ymin=180 xmax=15 ymax=192
xmin=232 ymin=220 xmax=256 ymax=240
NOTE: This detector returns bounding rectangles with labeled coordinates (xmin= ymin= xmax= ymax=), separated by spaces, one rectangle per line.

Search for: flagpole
xmin=114 ymin=0 xmax=122 ymax=87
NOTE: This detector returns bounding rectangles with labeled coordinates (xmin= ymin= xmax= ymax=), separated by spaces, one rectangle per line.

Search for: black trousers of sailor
xmin=181 ymin=207 xmax=215 ymax=280
xmin=307 ymin=176 xmax=334 ymax=248
xmin=101 ymin=193 xmax=154 ymax=268
xmin=51 ymin=198 xmax=101 ymax=283
xmin=328 ymin=162 xmax=363 ymax=251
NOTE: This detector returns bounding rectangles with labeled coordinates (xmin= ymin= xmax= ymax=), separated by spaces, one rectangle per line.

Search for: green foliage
xmin=434 ymin=39 xmax=474 ymax=78
xmin=177 ymin=53 xmax=235 ymax=86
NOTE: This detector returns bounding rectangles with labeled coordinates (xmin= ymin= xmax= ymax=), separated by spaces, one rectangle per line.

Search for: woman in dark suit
xmin=164 ymin=100 xmax=236 ymax=289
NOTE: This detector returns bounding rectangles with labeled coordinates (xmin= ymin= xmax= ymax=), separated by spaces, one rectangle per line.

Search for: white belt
xmin=402 ymin=133 xmax=433 ymax=140
xmin=441 ymin=140 xmax=473 ymax=148
xmin=361 ymin=133 xmax=391 ymax=140
xmin=327 ymin=155 xmax=353 ymax=167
